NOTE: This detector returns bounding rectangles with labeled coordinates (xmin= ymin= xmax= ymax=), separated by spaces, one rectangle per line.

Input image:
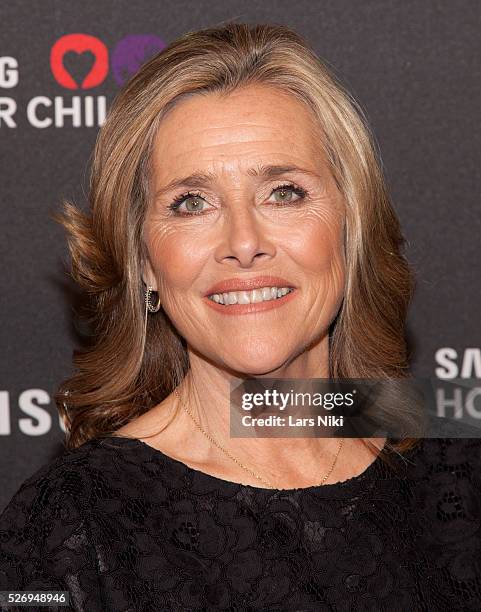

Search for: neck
xmin=177 ymin=334 xmax=342 ymax=476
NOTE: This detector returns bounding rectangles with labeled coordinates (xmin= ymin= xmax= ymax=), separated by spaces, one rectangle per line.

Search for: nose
xmin=215 ymin=205 xmax=275 ymax=268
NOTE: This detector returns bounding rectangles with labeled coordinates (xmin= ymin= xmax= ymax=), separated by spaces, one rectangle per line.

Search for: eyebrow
xmin=153 ymin=164 xmax=321 ymax=200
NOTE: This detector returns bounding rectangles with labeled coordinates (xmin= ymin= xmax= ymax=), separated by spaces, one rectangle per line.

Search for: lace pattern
xmin=1 ymin=435 xmax=480 ymax=611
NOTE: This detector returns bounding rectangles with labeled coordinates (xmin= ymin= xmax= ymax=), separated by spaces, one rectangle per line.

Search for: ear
xmin=141 ymin=255 xmax=157 ymax=291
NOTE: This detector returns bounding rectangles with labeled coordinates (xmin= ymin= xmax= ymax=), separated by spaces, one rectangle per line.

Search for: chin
xmin=221 ymin=351 xmax=293 ymax=378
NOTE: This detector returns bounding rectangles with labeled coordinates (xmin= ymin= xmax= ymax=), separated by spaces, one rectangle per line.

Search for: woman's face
xmin=143 ymin=83 xmax=345 ymax=375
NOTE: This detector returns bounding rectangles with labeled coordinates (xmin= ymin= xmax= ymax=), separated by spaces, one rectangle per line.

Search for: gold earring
xmin=145 ymin=285 xmax=161 ymax=313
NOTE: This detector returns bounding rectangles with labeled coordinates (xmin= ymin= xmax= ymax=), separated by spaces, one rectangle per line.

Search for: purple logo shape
xmin=112 ymin=34 xmax=165 ymax=87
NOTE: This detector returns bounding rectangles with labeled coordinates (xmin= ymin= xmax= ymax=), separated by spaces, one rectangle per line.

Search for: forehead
xmin=151 ymin=84 xmax=325 ymax=179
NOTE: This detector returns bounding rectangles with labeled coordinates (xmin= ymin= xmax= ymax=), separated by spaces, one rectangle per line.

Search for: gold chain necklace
xmin=172 ymin=387 xmax=344 ymax=489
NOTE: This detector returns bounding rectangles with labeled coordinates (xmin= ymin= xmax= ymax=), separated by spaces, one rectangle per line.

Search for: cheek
xmin=144 ymin=222 xmax=209 ymax=294
xmin=284 ymin=209 xmax=345 ymax=279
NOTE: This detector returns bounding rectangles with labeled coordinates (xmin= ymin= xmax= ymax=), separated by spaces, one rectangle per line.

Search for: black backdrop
xmin=1 ymin=0 xmax=480 ymax=512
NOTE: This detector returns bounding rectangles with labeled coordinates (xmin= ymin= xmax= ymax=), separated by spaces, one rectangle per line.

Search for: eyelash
xmin=167 ymin=183 xmax=309 ymax=217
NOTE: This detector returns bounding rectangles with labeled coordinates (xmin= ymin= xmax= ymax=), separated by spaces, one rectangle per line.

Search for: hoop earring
xmin=145 ymin=285 xmax=161 ymax=313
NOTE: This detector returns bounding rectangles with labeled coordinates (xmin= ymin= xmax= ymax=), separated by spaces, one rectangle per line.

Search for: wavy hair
xmin=55 ymin=22 xmax=418 ymax=462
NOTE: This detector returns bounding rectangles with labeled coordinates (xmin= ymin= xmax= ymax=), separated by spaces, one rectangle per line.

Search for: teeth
xmin=261 ymin=287 xmax=271 ymax=301
xmin=208 ymin=286 xmax=293 ymax=305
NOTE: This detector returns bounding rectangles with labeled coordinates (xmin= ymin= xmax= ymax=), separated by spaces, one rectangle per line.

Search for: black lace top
xmin=1 ymin=435 xmax=481 ymax=611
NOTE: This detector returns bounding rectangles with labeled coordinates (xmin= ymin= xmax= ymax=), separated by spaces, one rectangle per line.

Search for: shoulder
xmin=394 ymin=410 xmax=481 ymax=481
xmin=0 ymin=438 xmax=104 ymax=536
xmin=0 ymin=435 xmax=166 ymax=534
xmin=0 ymin=436 xmax=141 ymax=522
xmin=1 ymin=438 xmax=106 ymax=512
xmin=423 ymin=414 xmax=481 ymax=477
xmin=400 ymin=437 xmax=481 ymax=518
xmin=0 ymin=437 xmax=141 ymax=554
xmin=403 ymin=436 xmax=481 ymax=474
xmin=0 ymin=438 xmax=115 ymax=592
xmin=406 ymin=438 xmax=481 ymax=548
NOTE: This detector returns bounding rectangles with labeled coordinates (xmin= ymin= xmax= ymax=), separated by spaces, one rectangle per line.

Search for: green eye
xmin=270 ymin=184 xmax=307 ymax=204
xmin=168 ymin=183 xmax=308 ymax=217
xmin=168 ymin=192 xmax=208 ymax=216
xmin=184 ymin=196 xmax=204 ymax=212
xmin=274 ymin=187 xmax=295 ymax=201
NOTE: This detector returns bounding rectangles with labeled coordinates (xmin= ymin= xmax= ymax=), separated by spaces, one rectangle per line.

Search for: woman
xmin=1 ymin=22 xmax=480 ymax=611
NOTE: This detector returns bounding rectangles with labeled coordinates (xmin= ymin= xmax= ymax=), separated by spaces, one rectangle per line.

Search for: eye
xmin=268 ymin=183 xmax=307 ymax=204
xmin=167 ymin=183 xmax=308 ymax=217
xmin=167 ymin=192 xmax=212 ymax=216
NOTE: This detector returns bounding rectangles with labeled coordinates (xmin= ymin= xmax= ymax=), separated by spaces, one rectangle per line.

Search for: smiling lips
xmin=204 ymin=275 xmax=297 ymax=315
